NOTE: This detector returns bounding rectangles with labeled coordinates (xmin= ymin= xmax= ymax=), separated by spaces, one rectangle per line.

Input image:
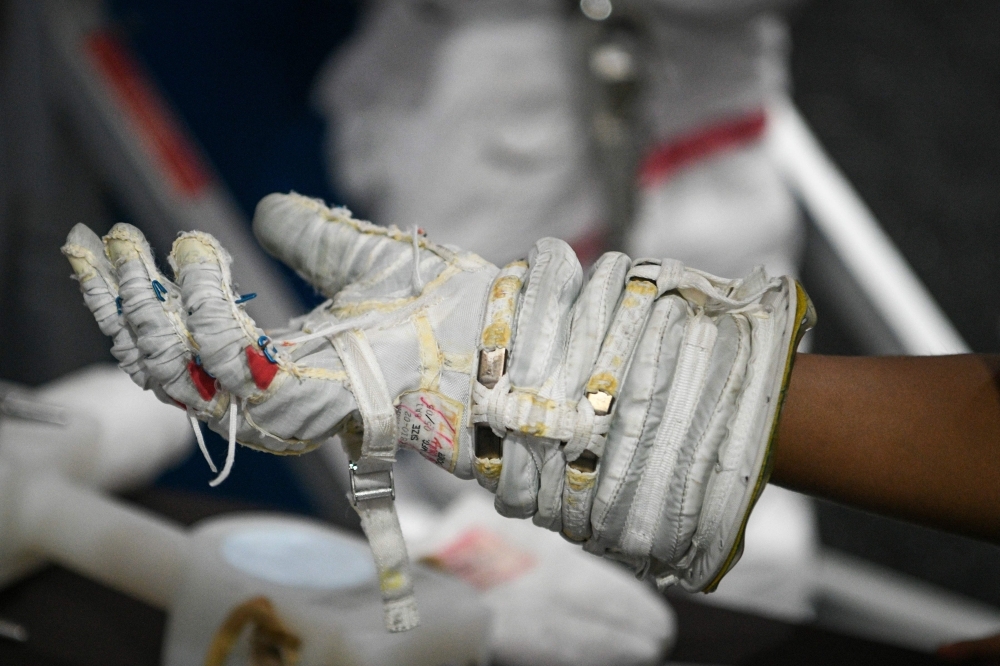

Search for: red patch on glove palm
xmin=245 ymin=346 xmax=278 ymax=390
xmin=188 ymin=360 xmax=218 ymax=401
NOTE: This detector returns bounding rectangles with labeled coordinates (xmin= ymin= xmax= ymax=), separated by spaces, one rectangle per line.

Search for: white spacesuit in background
xmin=313 ymin=1 xmax=814 ymax=661
xmin=314 ymin=0 xmax=802 ymax=274
xmin=315 ymin=1 xmax=603 ymax=266
xmin=627 ymin=3 xmax=802 ymax=278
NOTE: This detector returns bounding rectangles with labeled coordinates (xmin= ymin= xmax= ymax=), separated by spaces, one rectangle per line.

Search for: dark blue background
xmin=108 ymin=0 xmax=360 ymax=515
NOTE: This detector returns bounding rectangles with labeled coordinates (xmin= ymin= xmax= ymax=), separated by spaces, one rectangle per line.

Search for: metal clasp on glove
xmin=348 ymin=460 xmax=395 ymax=505
xmin=474 ymin=347 xmax=507 ymax=460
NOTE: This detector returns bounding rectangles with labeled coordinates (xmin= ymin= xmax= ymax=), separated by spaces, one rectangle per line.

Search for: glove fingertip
xmin=63 ymin=223 xmax=104 ymax=256
xmin=104 ymin=222 xmax=153 ymax=266
xmin=171 ymin=231 xmax=232 ymax=273
xmin=252 ymin=192 xmax=309 ymax=257
xmin=62 ymin=224 xmax=111 ymax=283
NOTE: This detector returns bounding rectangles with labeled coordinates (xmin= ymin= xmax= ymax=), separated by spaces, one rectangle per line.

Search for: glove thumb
xmin=253 ymin=192 xmax=427 ymax=299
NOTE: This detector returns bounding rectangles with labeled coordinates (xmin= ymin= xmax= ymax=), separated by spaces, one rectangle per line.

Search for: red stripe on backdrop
xmin=85 ymin=30 xmax=214 ymax=198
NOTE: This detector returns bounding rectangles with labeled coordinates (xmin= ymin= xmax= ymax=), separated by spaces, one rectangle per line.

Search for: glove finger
xmin=506 ymin=238 xmax=584 ymax=385
xmin=173 ymin=231 xmax=357 ymax=452
xmin=564 ymin=252 xmax=631 ymax=395
xmin=62 ymin=224 xmax=158 ymax=393
xmin=494 ymin=237 xmax=582 ymax=518
xmin=532 ymin=446 xmax=567 ymax=531
xmin=495 ymin=433 xmax=541 ymax=518
xmin=554 ymin=252 xmax=631 ymax=537
xmin=252 ymin=192 xmax=458 ymax=304
xmin=105 ymin=224 xmax=222 ymax=415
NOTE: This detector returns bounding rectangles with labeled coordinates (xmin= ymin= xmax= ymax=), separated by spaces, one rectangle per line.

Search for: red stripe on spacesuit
xmin=84 ymin=31 xmax=213 ymax=198
xmin=638 ymin=110 xmax=767 ymax=188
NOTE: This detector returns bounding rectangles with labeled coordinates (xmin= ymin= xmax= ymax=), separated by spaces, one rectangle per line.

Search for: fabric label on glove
xmin=396 ymin=390 xmax=463 ymax=473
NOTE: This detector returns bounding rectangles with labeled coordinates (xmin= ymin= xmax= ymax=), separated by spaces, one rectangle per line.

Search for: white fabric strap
xmin=333 ymin=330 xmax=398 ymax=463
xmin=471 ymin=380 xmax=611 ymax=456
xmin=331 ymin=329 xmax=419 ymax=632
xmin=482 ymin=373 xmax=511 ymax=437
xmin=630 ymin=258 xmax=779 ymax=310
xmin=354 ymin=495 xmax=420 ymax=632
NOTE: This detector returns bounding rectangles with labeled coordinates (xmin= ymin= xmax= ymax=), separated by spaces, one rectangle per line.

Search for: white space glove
xmin=63 ymin=192 xmax=813 ymax=632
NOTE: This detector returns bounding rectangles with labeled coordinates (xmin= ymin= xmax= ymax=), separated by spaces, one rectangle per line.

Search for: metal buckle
xmin=477 ymin=347 xmax=507 ymax=389
xmin=586 ymin=390 xmax=614 ymax=416
xmin=475 ymin=347 xmax=509 ymax=459
xmin=348 ymin=462 xmax=395 ymax=506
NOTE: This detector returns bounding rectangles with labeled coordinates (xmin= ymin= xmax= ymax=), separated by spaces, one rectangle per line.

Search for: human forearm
xmin=772 ymin=353 xmax=1000 ymax=541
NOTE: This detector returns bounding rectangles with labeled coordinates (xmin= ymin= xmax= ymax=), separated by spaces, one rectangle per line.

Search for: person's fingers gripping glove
xmin=471 ymin=255 xmax=815 ymax=592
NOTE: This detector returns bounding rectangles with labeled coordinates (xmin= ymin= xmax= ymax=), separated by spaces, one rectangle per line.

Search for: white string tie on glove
xmin=184 ymin=388 xmax=238 ymax=486
xmin=209 ymin=399 xmax=239 ymax=487
xmin=564 ymin=397 xmax=610 ymax=462
xmin=630 ymin=259 xmax=777 ymax=312
xmin=187 ymin=407 xmax=218 ymax=474
xmin=410 ymin=225 xmax=424 ymax=294
xmin=277 ymin=295 xmax=430 ymax=348
xmin=181 ymin=366 xmax=244 ymax=485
